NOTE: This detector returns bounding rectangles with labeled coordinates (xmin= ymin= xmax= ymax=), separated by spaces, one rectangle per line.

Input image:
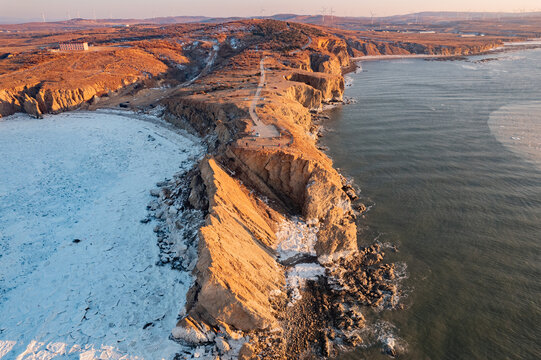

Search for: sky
xmin=1 ymin=0 xmax=541 ymax=22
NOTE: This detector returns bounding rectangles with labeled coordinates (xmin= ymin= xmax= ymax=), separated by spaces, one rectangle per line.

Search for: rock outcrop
xmin=313 ymin=37 xmax=351 ymax=71
xmin=310 ymin=53 xmax=342 ymax=75
xmin=282 ymin=82 xmax=323 ymax=111
xmin=285 ymin=71 xmax=344 ymax=102
xmin=0 ymin=90 xmax=21 ymax=117
xmin=346 ymin=37 xmax=503 ymax=57
xmin=0 ymin=47 xmax=168 ymax=118
xmin=176 ymin=157 xmax=285 ymax=335
xmin=22 ymin=93 xmax=42 ymax=119
xmin=227 ymin=148 xmax=357 ymax=256
xmin=159 ymin=31 xmax=365 ymax=355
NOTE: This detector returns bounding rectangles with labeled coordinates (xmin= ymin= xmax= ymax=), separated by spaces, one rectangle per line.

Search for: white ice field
xmin=0 ymin=111 xmax=203 ymax=359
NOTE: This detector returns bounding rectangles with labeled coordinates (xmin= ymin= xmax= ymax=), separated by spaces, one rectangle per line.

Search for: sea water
xmin=323 ymin=48 xmax=541 ymax=359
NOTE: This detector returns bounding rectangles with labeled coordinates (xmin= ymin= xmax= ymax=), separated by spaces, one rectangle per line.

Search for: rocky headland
xmin=0 ymin=19 xmax=513 ymax=359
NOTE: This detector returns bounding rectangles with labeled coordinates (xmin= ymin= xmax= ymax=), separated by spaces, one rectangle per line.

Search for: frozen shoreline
xmin=0 ymin=112 xmax=203 ymax=359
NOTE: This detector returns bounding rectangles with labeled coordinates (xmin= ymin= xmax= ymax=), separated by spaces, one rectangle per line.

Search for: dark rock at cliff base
xmin=89 ymin=95 xmax=99 ymax=105
xmin=354 ymin=202 xmax=367 ymax=213
xmin=23 ymin=94 xmax=42 ymax=119
xmin=343 ymin=184 xmax=358 ymax=201
xmin=322 ymin=333 xmax=333 ymax=357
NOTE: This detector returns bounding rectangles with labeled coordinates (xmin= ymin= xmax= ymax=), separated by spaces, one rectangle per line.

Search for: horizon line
xmin=2 ymin=10 xmax=541 ymax=26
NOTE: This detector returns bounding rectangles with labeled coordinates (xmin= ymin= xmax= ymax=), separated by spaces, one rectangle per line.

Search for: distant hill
xmin=380 ymin=11 xmax=541 ymax=23
xmin=0 ymin=16 xmax=42 ymax=24
xmin=1 ymin=11 xmax=541 ymax=34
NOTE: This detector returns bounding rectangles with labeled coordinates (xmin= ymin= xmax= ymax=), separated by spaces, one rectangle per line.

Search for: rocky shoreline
xmin=146 ymin=156 xmax=405 ymax=360
xmin=147 ymin=37 xmax=406 ymax=358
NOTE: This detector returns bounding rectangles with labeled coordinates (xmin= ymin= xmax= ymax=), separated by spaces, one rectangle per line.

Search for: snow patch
xmin=0 ymin=342 xmax=16 ymax=358
xmin=228 ymin=37 xmax=241 ymax=50
xmin=286 ymin=263 xmax=326 ymax=305
xmin=276 ymin=217 xmax=325 ymax=304
xmin=276 ymin=217 xmax=319 ymax=261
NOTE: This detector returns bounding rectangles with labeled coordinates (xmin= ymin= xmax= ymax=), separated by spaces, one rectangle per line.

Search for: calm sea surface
xmin=323 ymin=48 xmax=541 ymax=359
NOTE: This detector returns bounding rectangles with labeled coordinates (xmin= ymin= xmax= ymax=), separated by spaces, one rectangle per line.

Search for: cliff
xmin=227 ymin=147 xmax=357 ymax=256
xmin=344 ymin=36 xmax=503 ymax=57
xmin=161 ymin=29 xmax=364 ymax=357
xmin=0 ymin=47 xmax=169 ymax=118
xmin=285 ymin=71 xmax=344 ymax=102
xmin=178 ymin=157 xmax=285 ymax=335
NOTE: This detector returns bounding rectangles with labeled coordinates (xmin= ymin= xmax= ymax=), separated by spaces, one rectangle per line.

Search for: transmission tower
xmin=329 ymin=7 xmax=335 ymax=27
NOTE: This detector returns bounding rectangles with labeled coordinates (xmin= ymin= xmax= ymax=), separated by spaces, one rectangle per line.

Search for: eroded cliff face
xmin=0 ymin=47 xmax=168 ymax=118
xmin=282 ymin=82 xmax=323 ymax=111
xmin=285 ymin=71 xmax=344 ymax=102
xmin=177 ymin=157 xmax=285 ymax=335
xmin=314 ymin=37 xmax=351 ymax=69
xmin=227 ymin=147 xmax=357 ymax=256
xmin=164 ymin=96 xmax=248 ymax=153
xmin=150 ymin=31 xmax=375 ymax=359
xmin=346 ymin=38 xmax=502 ymax=57
xmin=140 ymin=30 xmax=364 ymax=357
xmin=0 ymin=89 xmax=20 ymax=117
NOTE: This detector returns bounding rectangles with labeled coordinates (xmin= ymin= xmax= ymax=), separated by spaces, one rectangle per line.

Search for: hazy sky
xmin=2 ymin=0 xmax=541 ymax=21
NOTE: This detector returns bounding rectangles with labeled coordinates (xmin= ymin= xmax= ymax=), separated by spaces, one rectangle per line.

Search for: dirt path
xmin=248 ymin=57 xmax=280 ymax=138
xmin=181 ymin=44 xmax=219 ymax=87
xmin=239 ymin=35 xmax=313 ymax=149
xmin=289 ymin=34 xmax=312 ymax=55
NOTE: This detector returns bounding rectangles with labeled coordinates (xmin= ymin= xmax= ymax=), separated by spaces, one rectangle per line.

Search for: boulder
xmin=238 ymin=343 xmax=256 ymax=360
xmin=181 ymin=157 xmax=285 ymax=333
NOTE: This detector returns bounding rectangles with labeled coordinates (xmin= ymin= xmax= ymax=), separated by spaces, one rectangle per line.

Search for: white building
xmin=59 ymin=42 xmax=89 ymax=51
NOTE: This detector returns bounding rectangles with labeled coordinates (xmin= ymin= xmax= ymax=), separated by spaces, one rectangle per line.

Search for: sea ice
xmin=0 ymin=112 xmax=203 ymax=359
